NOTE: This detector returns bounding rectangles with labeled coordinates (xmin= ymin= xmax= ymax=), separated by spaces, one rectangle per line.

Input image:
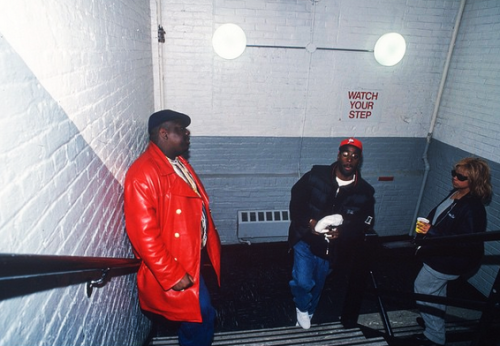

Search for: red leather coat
xmin=124 ymin=142 xmax=221 ymax=322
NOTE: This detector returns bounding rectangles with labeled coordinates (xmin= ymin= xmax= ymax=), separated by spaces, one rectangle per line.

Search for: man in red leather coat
xmin=124 ymin=109 xmax=221 ymax=346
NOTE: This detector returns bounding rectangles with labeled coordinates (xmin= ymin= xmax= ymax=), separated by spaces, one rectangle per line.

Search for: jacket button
xmin=174 ymin=233 xmax=180 ymax=238
xmin=176 ymin=209 xmax=182 ymax=214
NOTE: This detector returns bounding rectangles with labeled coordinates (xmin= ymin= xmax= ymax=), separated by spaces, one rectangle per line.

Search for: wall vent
xmin=237 ymin=210 xmax=290 ymax=243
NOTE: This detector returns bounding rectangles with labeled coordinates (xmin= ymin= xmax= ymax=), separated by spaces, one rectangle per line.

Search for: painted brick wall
xmin=156 ymin=0 xmax=467 ymax=243
xmin=189 ymin=136 xmax=427 ymax=243
xmin=159 ymin=0 xmax=460 ymax=139
xmin=433 ymin=0 xmax=500 ymax=163
xmin=422 ymin=0 xmax=500 ymax=296
xmin=0 ymin=1 xmax=153 ymax=345
xmin=154 ymin=0 xmax=466 ymax=243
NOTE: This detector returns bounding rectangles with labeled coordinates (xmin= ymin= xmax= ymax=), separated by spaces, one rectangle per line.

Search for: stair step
xmin=150 ymin=322 xmax=388 ymax=346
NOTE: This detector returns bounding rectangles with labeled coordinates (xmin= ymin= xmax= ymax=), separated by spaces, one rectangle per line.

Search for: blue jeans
xmin=414 ymin=264 xmax=459 ymax=346
xmin=178 ymin=275 xmax=216 ymax=346
xmin=289 ymin=240 xmax=331 ymax=315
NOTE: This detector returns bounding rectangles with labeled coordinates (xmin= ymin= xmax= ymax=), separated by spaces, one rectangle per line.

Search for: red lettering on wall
xmin=348 ymin=91 xmax=378 ymax=100
xmin=349 ymin=101 xmax=374 ymax=110
xmin=347 ymin=90 xmax=378 ymax=120
xmin=349 ymin=110 xmax=372 ymax=118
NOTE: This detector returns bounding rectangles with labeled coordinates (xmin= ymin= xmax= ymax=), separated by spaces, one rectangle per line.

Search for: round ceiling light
xmin=374 ymin=33 xmax=406 ymax=66
xmin=212 ymin=23 xmax=247 ymax=59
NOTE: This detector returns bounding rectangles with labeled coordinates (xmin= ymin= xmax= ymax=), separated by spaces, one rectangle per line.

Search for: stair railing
xmin=364 ymin=230 xmax=500 ymax=346
xmin=0 ymin=253 xmax=140 ymax=300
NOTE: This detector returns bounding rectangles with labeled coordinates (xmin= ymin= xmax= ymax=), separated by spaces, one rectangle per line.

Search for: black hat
xmin=148 ymin=109 xmax=191 ymax=133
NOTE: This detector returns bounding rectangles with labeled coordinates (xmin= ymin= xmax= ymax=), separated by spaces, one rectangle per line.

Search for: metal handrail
xmin=366 ymin=230 xmax=500 ymax=346
xmin=414 ymin=230 xmax=500 ymax=245
xmin=0 ymin=253 xmax=140 ymax=300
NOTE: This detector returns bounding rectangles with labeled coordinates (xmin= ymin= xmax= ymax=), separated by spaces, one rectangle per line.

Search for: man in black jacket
xmin=288 ymin=138 xmax=375 ymax=329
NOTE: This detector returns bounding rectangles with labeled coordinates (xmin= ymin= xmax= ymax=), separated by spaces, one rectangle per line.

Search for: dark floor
xmin=204 ymin=240 xmax=411 ymax=332
xmin=152 ymin=238 xmax=490 ymax=340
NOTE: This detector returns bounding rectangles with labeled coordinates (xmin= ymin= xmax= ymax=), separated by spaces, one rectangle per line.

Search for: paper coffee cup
xmin=415 ymin=217 xmax=430 ymax=234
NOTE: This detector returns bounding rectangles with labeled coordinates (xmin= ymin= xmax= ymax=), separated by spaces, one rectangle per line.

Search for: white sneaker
xmin=295 ymin=313 xmax=313 ymax=327
xmin=296 ymin=308 xmax=311 ymax=329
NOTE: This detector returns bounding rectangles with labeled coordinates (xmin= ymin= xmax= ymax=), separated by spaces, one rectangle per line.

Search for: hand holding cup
xmin=415 ymin=217 xmax=430 ymax=234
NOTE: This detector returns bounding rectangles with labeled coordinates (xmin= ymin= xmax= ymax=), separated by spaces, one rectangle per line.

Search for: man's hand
xmin=324 ymin=226 xmax=341 ymax=240
xmin=314 ymin=214 xmax=343 ymax=233
xmin=172 ymin=273 xmax=194 ymax=291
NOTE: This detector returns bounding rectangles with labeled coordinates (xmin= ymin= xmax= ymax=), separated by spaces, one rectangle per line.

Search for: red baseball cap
xmin=339 ymin=137 xmax=363 ymax=152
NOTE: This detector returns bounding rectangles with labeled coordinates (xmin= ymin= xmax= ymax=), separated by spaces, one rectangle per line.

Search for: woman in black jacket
xmin=413 ymin=157 xmax=492 ymax=346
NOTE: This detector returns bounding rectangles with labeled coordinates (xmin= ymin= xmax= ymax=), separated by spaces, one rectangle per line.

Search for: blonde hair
xmin=455 ymin=157 xmax=493 ymax=204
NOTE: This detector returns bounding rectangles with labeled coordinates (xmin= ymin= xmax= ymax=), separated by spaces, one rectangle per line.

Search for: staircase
xmin=149 ymin=322 xmax=388 ymax=346
xmin=148 ymin=315 xmax=491 ymax=346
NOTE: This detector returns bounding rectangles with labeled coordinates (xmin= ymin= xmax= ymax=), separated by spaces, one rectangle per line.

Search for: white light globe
xmin=212 ymin=23 xmax=247 ymax=60
xmin=374 ymin=33 xmax=406 ymax=66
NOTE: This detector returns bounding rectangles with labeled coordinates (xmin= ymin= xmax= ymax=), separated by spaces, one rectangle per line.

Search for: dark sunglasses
xmin=451 ymin=169 xmax=468 ymax=182
xmin=340 ymin=151 xmax=360 ymax=160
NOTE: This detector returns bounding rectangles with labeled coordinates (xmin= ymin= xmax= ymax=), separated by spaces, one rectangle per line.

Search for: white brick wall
xmin=160 ymin=0 xmax=461 ymax=139
xmin=429 ymin=0 xmax=500 ymax=296
xmin=0 ymin=1 xmax=153 ymax=345
xmin=433 ymin=0 xmax=500 ymax=163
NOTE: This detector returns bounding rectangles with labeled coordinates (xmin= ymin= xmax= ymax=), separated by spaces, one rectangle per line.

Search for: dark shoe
xmin=416 ymin=317 xmax=425 ymax=328
xmin=411 ymin=333 xmax=444 ymax=346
